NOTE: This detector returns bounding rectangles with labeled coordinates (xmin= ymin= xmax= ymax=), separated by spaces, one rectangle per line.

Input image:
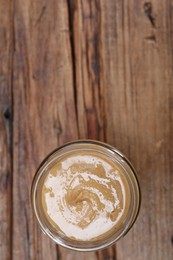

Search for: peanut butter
xmin=41 ymin=152 xmax=130 ymax=241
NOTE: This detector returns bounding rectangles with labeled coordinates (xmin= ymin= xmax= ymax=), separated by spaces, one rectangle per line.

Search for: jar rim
xmin=31 ymin=140 xmax=141 ymax=251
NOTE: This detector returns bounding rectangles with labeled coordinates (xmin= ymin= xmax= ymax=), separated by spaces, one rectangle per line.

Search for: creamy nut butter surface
xmin=42 ymin=152 xmax=130 ymax=241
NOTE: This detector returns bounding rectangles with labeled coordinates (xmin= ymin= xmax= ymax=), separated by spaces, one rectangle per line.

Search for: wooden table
xmin=1 ymin=0 xmax=173 ymax=259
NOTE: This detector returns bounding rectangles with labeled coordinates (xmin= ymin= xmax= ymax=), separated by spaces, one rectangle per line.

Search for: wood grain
xmin=12 ymin=0 xmax=77 ymax=259
xmin=0 ymin=0 xmax=173 ymax=259
xmin=0 ymin=0 xmax=13 ymax=259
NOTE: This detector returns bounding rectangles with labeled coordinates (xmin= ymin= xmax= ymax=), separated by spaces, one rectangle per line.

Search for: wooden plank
xmin=67 ymin=0 xmax=119 ymax=258
xmin=73 ymin=0 xmax=105 ymax=141
xmin=12 ymin=0 xmax=77 ymax=259
xmin=99 ymin=0 xmax=173 ymax=259
xmin=65 ymin=0 xmax=113 ymax=259
xmin=0 ymin=0 xmax=13 ymax=259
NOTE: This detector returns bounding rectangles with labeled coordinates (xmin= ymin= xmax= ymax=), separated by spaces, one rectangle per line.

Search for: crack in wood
xmin=171 ymin=235 xmax=173 ymax=245
xmin=56 ymin=245 xmax=61 ymax=260
xmin=92 ymin=32 xmax=100 ymax=79
xmin=35 ymin=6 xmax=47 ymax=27
xmin=144 ymin=2 xmax=156 ymax=28
xmin=67 ymin=0 xmax=79 ymax=132
xmin=3 ymin=107 xmax=12 ymax=120
xmin=145 ymin=35 xmax=156 ymax=43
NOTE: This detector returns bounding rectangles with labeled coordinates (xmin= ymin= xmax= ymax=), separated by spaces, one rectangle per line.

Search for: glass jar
xmin=31 ymin=140 xmax=140 ymax=251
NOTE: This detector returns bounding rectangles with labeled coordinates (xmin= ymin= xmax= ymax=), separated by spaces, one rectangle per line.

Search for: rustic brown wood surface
xmin=0 ymin=0 xmax=173 ymax=259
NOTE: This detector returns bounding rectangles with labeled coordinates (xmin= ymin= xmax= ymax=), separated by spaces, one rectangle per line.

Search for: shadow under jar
xmin=31 ymin=140 xmax=140 ymax=251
